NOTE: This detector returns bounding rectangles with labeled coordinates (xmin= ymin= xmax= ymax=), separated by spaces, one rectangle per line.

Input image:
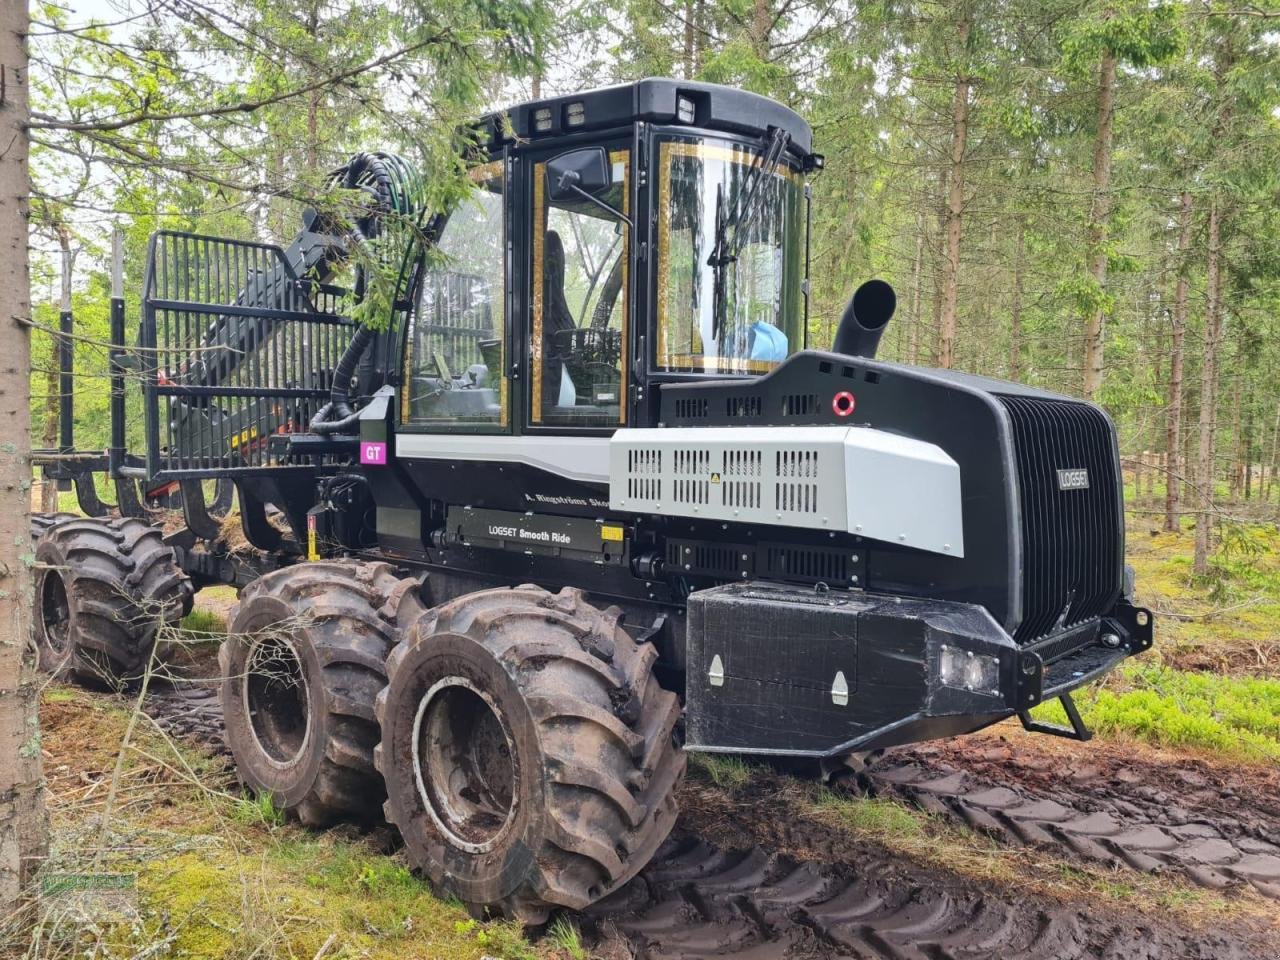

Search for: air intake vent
xmin=626 ymin=448 xmax=662 ymax=501
xmin=666 ymin=539 xmax=751 ymax=578
xmin=721 ymin=449 xmax=762 ymax=509
xmin=782 ymin=393 xmax=818 ymax=417
xmin=996 ymin=395 xmax=1122 ymax=643
xmin=761 ymin=543 xmax=855 ymax=584
xmin=675 ymin=397 xmax=709 ymax=420
xmin=673 ymin=448 xmax=711 ymax=505
xmin=726 ymin=395 xmax=762 ymax=418
xmin=775 ymin=450 xmax=820 ymax=514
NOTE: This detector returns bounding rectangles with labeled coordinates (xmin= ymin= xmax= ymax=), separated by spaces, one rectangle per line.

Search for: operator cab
xmin=401 ymin=78 xmax=821 ymax=435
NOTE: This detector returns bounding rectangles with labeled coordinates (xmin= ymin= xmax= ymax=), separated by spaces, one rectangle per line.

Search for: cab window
xmin=656 ymin=138 xmax=804 ymax=374
xmin=404 ymin=162 xmax=506 ymax=426
xmin=530 ymin=150 xmax=629 ymax=427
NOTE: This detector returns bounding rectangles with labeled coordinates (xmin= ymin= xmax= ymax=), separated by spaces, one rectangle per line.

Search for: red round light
xmin=832 ymin=391 xmax=856 ymax=417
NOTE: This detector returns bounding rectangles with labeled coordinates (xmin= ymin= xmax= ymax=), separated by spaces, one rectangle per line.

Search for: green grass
xmin=230 ymin=789 xmax=286 ymax=827
xmin=811 ymin=791 xmax=928 ymax=841
xmin=547 ymin=917 xmax=587 ymax=960
xmin=1032 ymin=662 xmax=1280 ymax=763
xmin=180 ymin=607 xmax=227 ymax=636
xmin=687 ymin=752 xmax=755 ymax=790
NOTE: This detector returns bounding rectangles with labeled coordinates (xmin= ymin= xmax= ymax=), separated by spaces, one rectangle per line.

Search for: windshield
xmin=656 ymin=137 xmax=805 ymax=374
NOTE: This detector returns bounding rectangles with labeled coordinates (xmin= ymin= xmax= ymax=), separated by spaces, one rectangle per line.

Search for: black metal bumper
xmin=683 ymin=580 xmax=1152 ymax=758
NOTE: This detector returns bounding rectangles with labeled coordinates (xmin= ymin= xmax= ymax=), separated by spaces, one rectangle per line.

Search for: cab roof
xmin=476 ymin=78 xmax=816 ymax=162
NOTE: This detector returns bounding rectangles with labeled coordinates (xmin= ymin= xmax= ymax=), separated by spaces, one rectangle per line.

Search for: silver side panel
xmin=395 ymin=434 xmax=610 ymax=485
xmin=609 ymin=426 xmax=964 ymax=557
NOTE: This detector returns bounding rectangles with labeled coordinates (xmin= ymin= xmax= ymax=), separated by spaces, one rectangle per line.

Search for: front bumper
xmin=684 ymin=580 xmax=1153 ymax=758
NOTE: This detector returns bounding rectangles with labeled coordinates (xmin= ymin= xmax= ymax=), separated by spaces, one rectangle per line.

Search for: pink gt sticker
xmin=360 ymin=441 xmax=387 ymax=465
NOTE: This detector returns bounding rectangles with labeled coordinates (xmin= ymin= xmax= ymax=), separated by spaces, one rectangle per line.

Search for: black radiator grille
xmin=996 ymin=394 xmax=1123 ymax=643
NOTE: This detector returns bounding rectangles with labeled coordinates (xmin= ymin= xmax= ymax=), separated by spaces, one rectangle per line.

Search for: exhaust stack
xmin=832 ymin=279 xmax=896 ymax=359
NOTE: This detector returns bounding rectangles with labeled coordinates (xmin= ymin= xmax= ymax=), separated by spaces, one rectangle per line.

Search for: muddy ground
xmin=140 ymin=667 xmax=1280 ymax=960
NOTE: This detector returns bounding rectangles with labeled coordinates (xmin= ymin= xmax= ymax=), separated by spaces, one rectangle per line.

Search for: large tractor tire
xmin=376 ymin=585 xmax=685 ymax=924
xmin=30 ymin=511 xmax=78 ymax=543
xmin=33 ymin=517 xmax=193 ymax=689
xmin=220 ymin=561 xmax=424 ymax=826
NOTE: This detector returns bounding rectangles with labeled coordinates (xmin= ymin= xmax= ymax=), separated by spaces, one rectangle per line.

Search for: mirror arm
xmin=556 ymin=169 xmax=633 ymax=228
xmin=566 ymin=183 xmax=634 ymax=229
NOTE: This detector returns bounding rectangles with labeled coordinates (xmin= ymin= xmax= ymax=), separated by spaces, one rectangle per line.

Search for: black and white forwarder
xmin=31 ymin=79 xmax=1153 ymax=922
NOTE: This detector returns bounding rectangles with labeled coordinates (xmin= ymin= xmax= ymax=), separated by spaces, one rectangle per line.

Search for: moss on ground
xmin=1126 ymin=514 xmax=1280 ymax=673
xmin=25 ymin=685 xmax=552 ymax=960
xmin=1032 ymin=662 xmax=1280 ymax=764
xmin=1036 ymin=510 xmax=1280 ymax=763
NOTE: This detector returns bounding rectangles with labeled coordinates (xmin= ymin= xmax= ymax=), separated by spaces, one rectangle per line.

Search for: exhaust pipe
xmin=832 ymin=279 xmax=896 ymax=359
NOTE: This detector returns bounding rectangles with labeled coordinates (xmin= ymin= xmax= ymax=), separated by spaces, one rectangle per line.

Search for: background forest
xmin=28 ymin=0 xmax=1280 ymax=577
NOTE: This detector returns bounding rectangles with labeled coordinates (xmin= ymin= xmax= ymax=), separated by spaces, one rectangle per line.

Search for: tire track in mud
xmin=862 ymin=743 xmax=1280 ymax=901
xmin=144 ymin=680 xmax=229 ymax=759
xmin=579 ymin=835 xmax=1256 ymax=959
xmin=139 ymin=681 xmax=1275 ymax=958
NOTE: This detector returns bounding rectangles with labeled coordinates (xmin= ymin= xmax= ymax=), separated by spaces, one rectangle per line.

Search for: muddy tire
xmin=375 ymin=585 xmax=685 ymax=924
xmin=33 ymin=517 xmax=193 ymax=689
xmin=31 ymin=511 xmax=78 ymax=543
xmin=220 ymin=561 xmax=423 ymax=826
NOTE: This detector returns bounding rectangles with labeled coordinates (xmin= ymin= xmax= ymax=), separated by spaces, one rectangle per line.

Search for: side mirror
xmin=547 ymin=147 xmax=612 ymax=201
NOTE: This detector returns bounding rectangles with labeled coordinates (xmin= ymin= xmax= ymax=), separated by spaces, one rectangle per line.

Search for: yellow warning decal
xmin=229 ymin=425 xmax=259 ymax=450
xmin=600 ymin=524 xmax=625 ymax=542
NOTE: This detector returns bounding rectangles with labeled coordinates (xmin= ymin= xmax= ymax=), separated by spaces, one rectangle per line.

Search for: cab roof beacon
xmin=31 ymin=78 xmax=1152 ymax=923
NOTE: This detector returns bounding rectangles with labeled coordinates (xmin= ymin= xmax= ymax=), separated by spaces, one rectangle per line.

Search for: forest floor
xmin=14 ymin=509 xmax=1280 ymax=959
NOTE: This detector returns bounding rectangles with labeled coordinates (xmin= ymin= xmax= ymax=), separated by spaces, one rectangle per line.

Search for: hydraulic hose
xmin=311 ymin=325 xmax=375 ymax=434
xmin=308 ymin=152 xmax=427 ymax=435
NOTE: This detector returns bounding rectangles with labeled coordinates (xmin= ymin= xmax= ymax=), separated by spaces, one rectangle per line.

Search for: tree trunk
xmin=1243 ymin=397 xmax=1254 ymax=500
xmin=1229 ymin=363 xmax=1243 ymax=501
xmin=41 ymin=226 xmax=73 ymax=512
xmin=305 ymin=2 xmax=321 ymax=174
xmin=1194 ymin=199 xmax=1223 ymax=576
xmin=1009 ymin=216 xmax=1025 ymax=380
xmin=1165 ymin=191 xmax=1191 ymax=531
xmin=1266 ymin=400 xmax=1280 ymax=504
xmin=938 ymin=14 xmax=971 ymax=370
xmin=908 ymin=211 xmax=925 ymax=365
xmin=1082 ymin=49 xmax=1116 ymax=400
xmin=0 ymin=1 xmax=48 ymax=906
xmin=683 ymin=0 xmax=696 ymax=78
xmin=751 ymin=0 xmax=771 ymax=59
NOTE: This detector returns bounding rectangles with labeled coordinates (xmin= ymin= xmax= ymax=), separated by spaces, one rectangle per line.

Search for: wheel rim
xmin=413 ymin=677 xmax=517 ymax=854
xmin=40 ymin=571 xmax=71 ymax=654
xmin=242 ymin=636 xmax=311 ymax=766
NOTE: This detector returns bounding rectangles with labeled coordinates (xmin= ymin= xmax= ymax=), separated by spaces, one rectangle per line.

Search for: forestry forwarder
xmin=30 ymin=79 xmax=1153 ymax=922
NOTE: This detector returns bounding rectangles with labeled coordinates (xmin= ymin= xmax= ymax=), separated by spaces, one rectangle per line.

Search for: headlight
xmin=939 ymin=645 xmax=1000 ymax=696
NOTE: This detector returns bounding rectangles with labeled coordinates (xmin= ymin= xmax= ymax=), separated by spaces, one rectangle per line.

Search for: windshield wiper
xmin=707 ymin=126 xmax=791 ymax=345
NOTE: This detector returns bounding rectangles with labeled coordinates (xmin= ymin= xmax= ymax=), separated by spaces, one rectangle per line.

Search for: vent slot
xmin=726 ymin=395 xmax=763 ymax=418
xmin=721 ymin=449 xmax=762 ymax=509
xmin=674 ymin=397 xmax=709 ymax=420
xmin=626 ymin=448 xmax=662 ymax=501
xmin=673 ymin=448 xmax=711 ymax=505
xmin=782 ymin=393 xmax=818 ymax=417
xmin=666 ymin=539 xmax=751 ymax=578
xmin=761 ymin=544 xmax=854 ymax=584
xmin=774 ymin=449 xmax=820 ymax=514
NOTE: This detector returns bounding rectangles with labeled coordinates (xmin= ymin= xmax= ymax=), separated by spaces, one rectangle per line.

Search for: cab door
xmin=399 ymin=157 xmax=511 ymax=434
xmin=524 ymin=143 xmax=632 ymax=433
